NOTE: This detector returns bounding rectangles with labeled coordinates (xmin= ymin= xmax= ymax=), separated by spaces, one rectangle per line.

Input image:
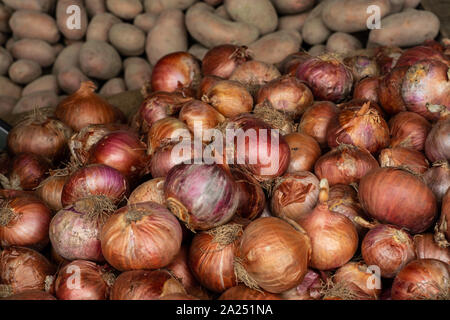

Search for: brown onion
xmin=435 ymin=189 xmax=450 ymax=247
xmin=284 ymin=132 xmax=321 ymax=173
xmin=158 ymin=293 xmax=200 ymax=300
xmin=299 ymin=179 xmax=358 ymax=270
xmin=391 ymin=259 xmax=450 ymax=300
xmin=425 ymin=106 xmax=450 ymax=162
xmin=231 ymin=168 xmax=265 ymax=220
xmin=343 ymin=55 xmax=380 ymax=82
xmin=35 ymin=170 xmax=69 ymax=212
xmin=128 ymin=178 xmax=165 ymax=206
xmin=414 ymin=233 xmax=450 ymax=264
xmin=279 ymin=269 xmax=324 ymax=300
xmin=353 ymin=76 xmax=380 ymax=103
xmin=55 ymin=81 xmax=125 ymax=132
xmin=202 ymin=44 xmax=251 ymax=79
xmin=389 ymin=111 xmax=431 ymax=151
xmin=358 ymin=167 xmax=437 ymax=233
xmin=110 ymin=270 xmax=185 ymax=300
xmin=2 ymin=290 xmax=56 ymax=300
xmin=377 ymin=66 xmax=408 ymax=115
xmin=298 ymin=101 xmax=337 ymax=148
xmin=55 ymin=260 xmax=115 ymax=300
xmin=229 ymin=60 xmax=281 ymax=94
xmin=396 ymin=46 xmax=450 ymax=69
xmin=197 ymin=75 xmax=221 ymax=98
xmin=147 ymin=117 xmax=191 ymax=155
xmin=422 ymin=161 xmax=450 ymax=202
xmin=271 ymin=171 xmax=319 ymax=221
xmin=219 ymin=285 xmax=281 ymax=300
xmin=374 ymin=46 xmax=403 ymax=75
xmin=280 ymin=51 xmax=312 ymax=76
xmin=236 ymin=217 xmax=311 ymax=293
xmin=379 ymin=147 xmax=429 ymax=174
xmin=315 ymin=144 xmax=379 ymax=186
xmin=151 ymin=52 xmax=201 ymax=93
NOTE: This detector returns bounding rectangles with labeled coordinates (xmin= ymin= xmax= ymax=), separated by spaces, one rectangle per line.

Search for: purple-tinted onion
xmin=422 ymin=161 xmax=450 ymax=203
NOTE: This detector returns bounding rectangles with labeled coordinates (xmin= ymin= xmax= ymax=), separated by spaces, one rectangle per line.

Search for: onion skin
xmin=219 ymin=285 xmax=281 ymax=300
xmin=164 ymin=164 xmax=238 ymax=231
xmin=285 ymin=132 xmax=321 ymax=173
xmin=0 ymin=246 xmax=55 ymax=296
xmin=391 ymin=259 xmax=450 ymax=300
xmin=202 ymin=45 xmax=251 ymax=79
xmin=374 ymin=46 xmax=403 ymax=75
xmin=377 ymin=66 xmax=408 ymax=115
xmin=362 ymin=224 xmax=416 ymax=278
xmin=151 ymin=52 xmax=201 ymax=93
xmin=2 ymin=153 xmax=50 ymax=191
xmin=128 ymin=178 xmax=165 ymax=206
xmin=343 ymin=55 xmax=380 ymax=83
xmin=61 ymin=164 xmax=129 ymax=207
xmin=379 ymin=147 xmax=429 ymax=174
xmin=237 ymin=217 xmax=311 ymax=293
xmin=438 ymin=189 xmax=450 ymax=243
xmin=2 ymin=290 xmax=56 ymax=300
xmin=358 ymin=167 xmax=437 ymax=234
xmin=315 ymin=144 xmax=379 ymax=186
xmin=425 ymin=113 xmax=450 ymax=163
xmin=298 ymin=101 xmax=338 ymax=148
xmin=353 ymin=76 xmax=380 ymax=104
xmin=55 ymin=81 xmax=125 ymax=132
xmin=414 ymin=234 xmax=450 ymax=265
xmin=36 ymin=174 xmax=68 ymax=212
xmin=279 ymin=269 xmax=324 ymax=300
xmin=229 ymin=60 xmax=281 ymax=94
xmin=271 ymin=171 xmax=319 ymax=221
xmin=100 ymin=202 xmax=182 ymax=271
xmin=110 ymin=270 xmax=185 ymax=300
xmin=422 ymin=161 xmax=450 ymax=203
xmin=55 ymin=260 xmax=114 ymax=300
xmin=231 ymin=168 xmax=265 ymax=220
xmin=396 ymin=46 xmax=450 ymax=69
xmin=147 ymin=117 xmax=191 ymax=156
xmin=389 ymin=111 xmax=431 ymax=152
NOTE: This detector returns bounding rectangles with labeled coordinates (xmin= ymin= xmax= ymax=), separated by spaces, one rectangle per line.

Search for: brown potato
xmin=13 ymin=90 xmax=59 ymax=114
xmin=9 ymin=10 xmax=60 ymax=43
xmin=85 ymin=0 xmax=106 ymax=17
xmin=124 ymin=57 xmax=152 ymax=91
xmin=57 ymin=67 xmax=89 ymax=94
xmin=133 ymin=13 xmax=158 ymax=32
xmin=188 ymin=44 xmax=209 ymax=61
xmin=0 ymin=76 xmax=22 ymax=99
xmin=144 ymin=0 xmax=197 ymax=14
xmin=86 ymin=13 xmax=121 ymax=42
xmin=308 ymin=44 xmax=327 ymax=56
xmin=0 ymin=47 xmax=13 ymax=76
xmin=326 ymin=32 xmax=362 ymax=55
xmin=0 ymin=96 xmax=17 ymax=117
xmin=106 ymin=0 xmax=143 ymax=20
xmin=2 ymin=0 xmax=54 ymax=12
xmin=79 ymin=40 xmax=122 ymax=80
xmin=8 ymin=59 xmax=42 ymax=85
xmin=0 ymin=4 xmax=12 ymax=33
xmin=109 ymin=23 xmax=146 ymax=57
xmin=278 ymin=12 xmax=310 ymax=32
xmin=52 ymin=42 xmax=82 ymax=74
xmin=23 ymin=75 xmax=59 ymax=96
xmin=271 ymin=0 xmax=315 ymax=14
xmin=11 ymin=39 xmax=56 ymax=67
xmin=100 ymin=78 xmax=127 ymax=96
xmin=56 ymin=0 xmax=88 ymax=40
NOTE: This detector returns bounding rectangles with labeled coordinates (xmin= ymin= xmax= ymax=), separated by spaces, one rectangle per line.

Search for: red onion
xmin=147 ymin=117 xmax=191 ymax=156
xmin=396 ymin=46 xmax=450 ymax=69
xmin=128 ymin=178 xmax=165 ymax=206
xmin=280 ymin=52 xmax=313 ymax=76
xmin=389 ymin=111 xmax=431 ymax=151
xmin=422 ymin=161 xmax=450 ymax=202
xmin=219 ymin=285 xmax=281 ymax=300
xmin=284 ymin=132 xmax=321 ymax=173
xmin=379 ymin=147 xmax=429 ymax=174
xmin=414 ymin=233 xmax=450 ymax=264
xmin=202 ymin=44 xmax=251 ymax=79
xmin=353 ymin=76 xmax=380 ymax=103
xmin=425 ymin=106 xmax=450 ymax=162
xmin=374 ymin=46 xmax=403 ymax=75
xmin=377 ymin=66 xmax=408 ymax=115
xmin=231 ymin=168 xmax=265 ymax=220
xmin=343 ymin=55 xmax=380 ymax=82
xmin=149 ymin=142 xmax=196 ymax=178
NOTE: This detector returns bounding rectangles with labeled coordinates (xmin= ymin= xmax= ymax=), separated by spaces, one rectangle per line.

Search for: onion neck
xmin=0 ymin=204 xmax=17 ymax=227
xmin=0 ymin=285 xmax=12 ymax=298
xmin=207 ymin=223 xmax=243 ymax=247
xmin=78 ymin=81 xmax=97 ymax=97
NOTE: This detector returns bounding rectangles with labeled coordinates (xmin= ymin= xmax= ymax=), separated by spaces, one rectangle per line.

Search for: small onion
xmin=231 ymin=168 xmax=265 ymax=220
xmin=150 ymin=52 xmax=201 ymax=93
xmin=279 ymin=269 xmax=324 ymax=300
xmin=270 ymin=171 xmax=319 ymax=221
xmin=55 ymin=260 xmax=115 ymax=300
xmin=2 ymin=290 xmax=56 ymax=300
xmin=377 ymin=66 xmax=408 ymax=115
xmin=219 ymin=285 xmax=281 ymax=300
xmin=229 ymin=60 xmax=281 ymax=94
xmin=202 ymin=44 xmax=251 ymax=79
xmin=285 ymin=132 xmax=321 ymax=173
xmin=128 ymin=178 xmax=165 ymax=206
xmin=422 ymin=161 xmax=450 ymax=202
xmin=389 ymin=111 xmax=431 ymax=152
xmin=343 ymin=55 xmax=380 ymax=82
xmin=396 ymin=46 xmax=450 ymax=69
xmin=391 ymin=259 xmax=450 ymax=300
xmin=353 ymin=76 xmax=380 ymax=104
xmin=55 ymin=81 xmax=125 ymax=132
xmin=379 ymin=147 xmax=429 ymax=174
xmin=147 ymin=117 xmax=191 ymax=156
xmin=314 ymin=144 xmax=379 ymax=186
xmin=414 ymin=234 xmax=450 ymax=265
xmin=425 ymin=106 xmax=450 ymax=163
xmin=374 ymin=46 xmax=403 ymax=75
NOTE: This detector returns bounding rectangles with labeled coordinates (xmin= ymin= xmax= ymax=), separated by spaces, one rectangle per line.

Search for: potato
xmin=146 ymin=9 xmax=188 ymax=65
xmin=9 ymin=59 xmax=42 ymax=85
xmin=271 ymin=0 xmax=315 ymax=14
xmin=0 ymin=47 xmax=13 ymax=76
xmin=215 ymin=5 xmax=230 ymax=19
xmin=0 ymin=76 xmax=22 ymax=99
xmin=2 ymin=0 xmax=54 ymax=12
xmin=389 ymin=0 xmax=404 ymax=12
xmin=186 ymin=3 xmax=260 ymax=48
xmin=278 ymin=12 xmax=310 ymax=32
xmin=0 ymin=5 xmax=12 ymax=33
xmin=109 ymin=23 xmax=146 ymax=56
xmin=100 ymin=78 xmax=126 ymax=96
xmin=9 ymin=10 xmax=60 ymax=43
xmin=368 ymin=9 xmax=440 ymax=47
xmin=56 ymin=0 xmax=88 ymax=40
xmin=11 ymin=39 xmax=56 ymax=67
xmin=248 ymin=30 xmax=302 ymax=65
xmin=224 ymin=0 xmax=278 ymax=35
xmin=6 ymin=38 xmax=15 ymax=52
xmin=188 ymin=44 xmax=208 ymax=61
xmin=0 ymin=96 xmax=17 ymax=117
xmin=23 ymin=75 xmax=58 ymax=96
xmin=308 ymin=44 xmax=327 ymax=56
xmin=0 ymin=33 xmax=6 ymax=46
xmin=52 ymin=42 xmax=83 ymax=74
xmin=13 ymin=90 xmax=59 ymax=114
xmin=326 ymin=32 xmax=362 ymax=55
xmin=86 ymin=13 xmax=121 ymax=42
xmin=79 ymin=40 xmax=122 ymax=80
xmin=404 ymin=0 xmax=420 ymax=8
xmin=302 ymin=17 xmax=330 ymax=45
xmin=124 ymin=57 xmax=152 ymax=91
xmin=144 ymin=0 xmax=198 ymax=14
xmin=57 ymin=67 xmax=89 ymax=94
xmin=322 ymin=0 xmax=391 ymax=33
xmin=204 ymin=0 xmax=223 ymax=5
xmin=86 ymin=0 xmax=106 ymax=17
xmin=106 ymin=0 xmax=143 ymax=20
xmin=134 ymin=13 xmax=158 ymax=32
xmin=52 ymin=43 xmax=65 ymax=56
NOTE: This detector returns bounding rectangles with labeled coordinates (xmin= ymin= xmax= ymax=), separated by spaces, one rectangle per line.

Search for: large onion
xmin=231 ymin=168 xmax=265 ymax=220
xmin=379 ymin=147 xmax=429 ymax=174
xmin=422 ymin=161 xmax=450 ymax=203
xmin=284 ymin=132 xmax=321 ymax=173
xmin=389 ymin=111 xmax=431 ymax=152
xmin=414 ymin=233 xmax=450 ymax=264
xmin=280 ymin=51 xmax=311 ymax=76
xmin=202 ymin=44 xmax=251 ymax=79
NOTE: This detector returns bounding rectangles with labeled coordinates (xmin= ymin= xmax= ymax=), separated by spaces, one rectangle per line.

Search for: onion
xmin=229 ymin=60 xmax=281 ymax=94
xmin=279 ymin=269 xmax=324 ymax=300
xmin=7 ymin=113 xmax=72 ymax=162
xmin=425 ymin=106 xmax=450 ymax=162
xmin=196 ymin=75 xmax=222 ymax=99
xmin=110 ymin=270 xmax=185 ymax=300
xmin=151 ymin=52 xmax=201 ymax=93
xmin=202 ymin=44 xmax=251 ymax=79
xmin=379 ymin=147 xmax=429 ymax=174
xmin=159 ymin=293 xmax=200 ymax=300
xmin=128 ymin=178 xmax=165 ymax=206
xmin=353 ymin=76 xmax=380 ymax=103
xmin=149 ymin=142 xmax=196 ymax=178
xmin=147 ymin=117 xmax=191 ymax=156
xmin=0 ymin=195 xmax=51 ymax=249
xmin=284 ymin=133 xmax=321 ymax=173
xmin=343 ymin=55 xmax=380 ymax=82
xmin=0 ymin=246 xmax=55 ymax=297
xmin=296 ymin=53 xmax=353 ymax=103
xmin=280 ymin=51 xmax=312 ymax=76
xmin=358 ymin=167 xmax=437 ymax=233
xmin=315 ymin=144 xmax=379 ymax=186
xmin=202 ymin=80 xmax=253 ymax=118
xmin=35 ymin=168 xmax=72 ymax=212
xmin=361 ymin=224 xmax=416 ymax=278
xmin=252 ymin=101 xmax=296 ymax=135
xmin=0 ymin=153 xmax=9 ymax=176
xmin=61 ymin=164 xmax=129 ymax=207
xmin=391 ymin=259 xmax=450 ymax=300
xmin=164 ymin=163 xmax=238 ymax=231
xmin=422 ymin=161 xmax=450 ymax=202
xmin=298 ymin=101 xmax=338 ymax=148
xmin=435 ymin=189 xmax=450 ymax=247
xmin=374 ymin=46 xmax=403 ymax=75
xmin=231 ymin=168 xmax=265 ymax=220
xmin=422 ymin=40 xmax=445 ymax=53
xmin=299 ymin=179 xmax=358 ymax=270
xmin=377 ymin=66 xmax=408 ymax=115
xmin=256 ymin=76 xmax=314 ymax=119
xmin=396 ymin=46 xmax=450 ymax=69
xmin=219 ymin=285 xmax=281 ymax=300
xmin=55 ymin=81 xmax=125 ymax=132
xmin=55 ymin=260 xmax=115 ymax=300
xmin=236 ymin=217 xmax=311 ymax=293
xmin=2 ymin=290 xmax=56 ymax=300
xmin=401 ymin=60 xmax=450 ymax=121
xmin=389 ymin=111 xmax=431 ymax=152
xmin=270 ymin=171 xmax=319 ymax=221
xmin=414 ymin=234 xmax=450 ymax=264
xmin=326 ymin=100 xmax=390 ymax=154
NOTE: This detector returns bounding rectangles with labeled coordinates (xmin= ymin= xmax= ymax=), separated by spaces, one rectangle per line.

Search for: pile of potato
xmin=0 ymin=0 xmax=442 ymax=119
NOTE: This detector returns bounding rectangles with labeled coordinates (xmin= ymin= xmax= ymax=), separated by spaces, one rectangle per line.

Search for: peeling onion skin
xmin=414 ymin=234 xmax=450 ymax=265
xmin=333 ymin=262 xmax=382 ymax=300
xmin=219 ymin=285 xmax=281 ymax=300
xmin=353 ymin=76 xmax=380 ymax=104
xmin=379 ymin=147 xmax=429 ymax=175
xmin=389 ymin=111 xmax=431 ymax=152
xmin=377 ymin=66 xmax=408 ymax=115
xmin=279 ymin=269 xmax=324 ymax=300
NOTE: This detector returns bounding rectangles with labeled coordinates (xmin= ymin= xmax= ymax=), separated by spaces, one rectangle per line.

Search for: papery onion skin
xmin=343 ymin=55 xmax=380 ymax=83
xmin=2 ymin=153 xmax=50 ymax=191
xmin=229 ymin=60 xmax=281 ymax=94
xmin=391 ymin=259 xmax=450 ymax=300
xmin=110 ymin=270 xmax=185 ymax=300
xmin=298 ymin=101 xmax=338 ymax=148
xmin=279 ymin=269 xmax=323 ymax=300
xmin=219 ymin=285 xmax=281 ymax=300
xmin=147 ymin=117 xmax=191 ymax=156
xmin=36 ymin=174 xmax=68 ymax=212
xmin=164 ymin=164 xmax=238 ymax=231
xmin=2 ymin=290 xmax=56 ymax=300
xmin=425 ymin=111 xmax=450 ymax=163
xmin=377 ymin=66 xmax=408 ymax=115
xmin=374 ymin=46 xmax=403 ymax=75
xmin=285 ymin=132 xmax=321 ymax=173
xmin=353 ymin=76 xmax=380 ymax=104
xmin=314 ymin=144 xmax=379 ymax=186
xmin=396 ymin=46 xmax=450 ymax=69
xmin=231 ymin=168 xmax=265 ymax=220
xmin=422 ymin=161 xmax=450 ymax=203
xmin=379 ymin=147 xmax=429 ymax=174
xmin=151 ymin=52 xmax=201 ymax=93
xmin=202 ymin=44 xmax=251 ymax=79
xmin=55 ymin=260 xmax=114 ymax=300
xmin=414 ymin=234 xmax=450 ymax=265
xmin=389 ymin=111 xmax=431 ymax=152
xmin=128 ymin=178 xmax=165 ymax=206
xmin=362 ymin=224 xmax=416 ymax=278
xmin=358 ymin=167 xmax=437 ymax=233
xmin=271 ymin=171 xmax=319 ymax=221
xmin=237 ymin=217 xmax=311 ymax=293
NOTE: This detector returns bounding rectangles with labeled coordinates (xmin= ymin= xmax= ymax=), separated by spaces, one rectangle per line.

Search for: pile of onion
xmin=425 ymin=105 xmax=450 ymax=163
xmin=149 ymin=142 xmax=197 ymax=179
xmin=414 ymin=234 xmax=450 ymax=264
xmin=389 ymin=111 xmax=431 ymax=152
xmin=379 ymin=147 xmax=429 ymax=174
xmin=231 ymin=168 xmax=265 ymax=220
xmin=378 ymin=66 xmax=408 ymax=115
xmin=353 ymin=76 xmax=380 ymax=103
xmin=202 ymin=44 xmax=251 ymax=79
